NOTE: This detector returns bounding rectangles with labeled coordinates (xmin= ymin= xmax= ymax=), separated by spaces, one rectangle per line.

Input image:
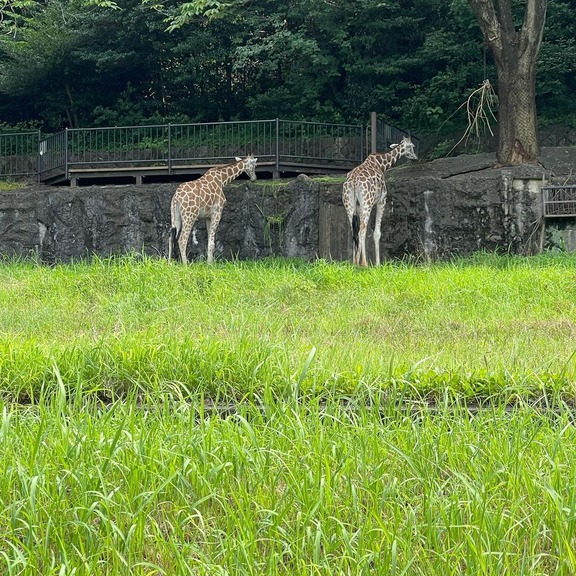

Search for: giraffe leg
xmin=353 ymin=236 xmax=361 ymax=266
xmin=359 ymin=219 xmax=369 ymax=267
xmin=343 ymin=184 xmax=357 ymax=265
xmin=373 ymin=200 xmax=385 ymax=266
xmin=350 ymin=213 xmax=360 ymax=265
xmin=206 ymin=206 xmax=223 ymax=264
xmin=177 ymin=229 xmax=190 ymax=264
xmin=168 ymin=198 xmax=182 ymax=262
xmin=177 ymin=215 xmax=197 ymax=265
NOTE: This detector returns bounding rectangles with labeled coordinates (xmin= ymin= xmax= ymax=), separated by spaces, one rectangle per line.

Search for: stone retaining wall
xmin=2 ymin=148 xmax=575 ymax=263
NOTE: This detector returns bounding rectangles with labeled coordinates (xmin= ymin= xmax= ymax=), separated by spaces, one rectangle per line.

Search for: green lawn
xmin=1 ymin=253 xmax=576 ymax=574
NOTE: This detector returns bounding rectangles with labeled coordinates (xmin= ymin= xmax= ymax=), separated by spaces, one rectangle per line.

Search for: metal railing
xmin=39 ymin=131 xmax=67 ymax=179
xmin=0 ymin=131 xmax=40 ymax=179
xmin=372 ymin=113 xmax=420 ymax=158
xmin=542 ymin=185 xmax=576 ymax=217
xmin=2 ymin=118 xmax=415 ymax=182
xmin=28 ymin=119 xmax=365 ymax=182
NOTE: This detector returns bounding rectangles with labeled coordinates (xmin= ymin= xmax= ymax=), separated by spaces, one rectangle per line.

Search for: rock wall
xmin=2 ymin=148 xmax=575 ymax=263
xmin=0 ymin=176 xmax=322 ymax=264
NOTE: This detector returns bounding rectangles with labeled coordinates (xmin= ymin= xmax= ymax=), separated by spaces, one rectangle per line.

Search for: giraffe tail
xmin=168 ymin=202 xmax=182 ymax=261
xmin=168 ymin=226 xmax=180 ymax=261
xmin=352 ymin=213 xmax=360 ymax=253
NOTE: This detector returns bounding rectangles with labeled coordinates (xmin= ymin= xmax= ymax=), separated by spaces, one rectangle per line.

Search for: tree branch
xmin=468 ymin=0 xmax=502 ymax=55
xmin=520 ymin=0 xmax=547 ymax=54
xmin=496 ymin=0 xmax=516 ymax=38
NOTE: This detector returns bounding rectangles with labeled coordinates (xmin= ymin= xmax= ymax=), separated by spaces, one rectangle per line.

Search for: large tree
xmin=164 ymin=0 xmax=550 ymax=164
xmin=468 ymin=0 xmax=547 ymax=164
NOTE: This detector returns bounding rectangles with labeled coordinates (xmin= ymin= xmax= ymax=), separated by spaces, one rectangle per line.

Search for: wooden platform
xmin=42 ymin=160 xmax=353 ymax=186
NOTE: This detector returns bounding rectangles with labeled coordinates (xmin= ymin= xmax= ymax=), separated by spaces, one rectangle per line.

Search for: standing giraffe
xmin=342 ymin=136 xmax=417 ymax=266
xmin=168 ymin=156 xmax=258 ymax=264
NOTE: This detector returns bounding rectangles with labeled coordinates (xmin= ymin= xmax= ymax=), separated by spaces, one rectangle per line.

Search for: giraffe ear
xmin=390 ymin=143 xmax=398 ymax=149
xmin=235 ymin=157 xmax=242 ymax=161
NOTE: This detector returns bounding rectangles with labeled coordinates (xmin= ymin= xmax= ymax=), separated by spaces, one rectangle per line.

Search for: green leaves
xmin=163 ymin=0 xmax=231 ymax=31
xmin=1 ymin=0 xmax=575 ymax=137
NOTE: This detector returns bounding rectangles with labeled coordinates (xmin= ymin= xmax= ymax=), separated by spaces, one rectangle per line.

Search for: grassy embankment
xmin=1 ymin=253 xmax=576 ymax=574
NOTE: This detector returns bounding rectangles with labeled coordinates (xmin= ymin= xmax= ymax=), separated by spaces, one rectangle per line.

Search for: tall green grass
xmin=1 ymin=392 xmax=576 ymax=574
xmin=1 ymin=252 xmax=576 ymax=402
xmin=2 ymin=254 xmax=576 ymax=574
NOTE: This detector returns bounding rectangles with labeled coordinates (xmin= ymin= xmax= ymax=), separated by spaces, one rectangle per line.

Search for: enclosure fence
xmin=1 ymin=119 xmax=367 ymax=183
xmin=0 ymin=131 xmax=40 ymax=179
xmin=542 ymin=185 xmax=576 ymax=217
xmin=1 ymin=117 xmax=418 ymax=184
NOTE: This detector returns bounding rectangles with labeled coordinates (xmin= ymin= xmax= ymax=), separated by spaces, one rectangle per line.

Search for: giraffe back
xmin=343 ymin=155 xmax=387 ymax=207
xmin=172 ymin=156 xmax=258 ymax=209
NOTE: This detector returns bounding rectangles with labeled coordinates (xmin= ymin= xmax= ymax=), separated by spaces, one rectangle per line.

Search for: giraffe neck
xmin=369 ymin=146 xmax=403 ymax=172
xmin=216 ymin=159 xmax=244 ymax=186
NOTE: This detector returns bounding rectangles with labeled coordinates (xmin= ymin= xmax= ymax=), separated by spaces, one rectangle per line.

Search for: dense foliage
xmin=0 ymin=0 xmax=575 ymax=138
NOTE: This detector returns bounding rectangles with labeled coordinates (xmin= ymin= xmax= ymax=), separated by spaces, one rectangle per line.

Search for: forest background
xmin=0 ymin=0 xmax=575 ymax=149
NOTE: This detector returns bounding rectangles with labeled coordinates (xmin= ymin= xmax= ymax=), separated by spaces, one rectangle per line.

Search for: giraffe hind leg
xmin=177 ymin=214 xmax=195 ymax=265
xmin=177 ymin=228 xmax=191 ymax=265
xmin=206 ymin=205 xmax=225 ymax=264
xmin=359 ymin=219 xmax=368 ymax=267
xmin=373 ymin=201 xmax=385 ymax=266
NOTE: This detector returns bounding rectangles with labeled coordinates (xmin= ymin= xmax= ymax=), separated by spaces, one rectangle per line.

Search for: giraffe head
xmin=236 ymin=156 xmax=258 ymax=181
xmin=390 ymin=136 xmax=417 ymax=161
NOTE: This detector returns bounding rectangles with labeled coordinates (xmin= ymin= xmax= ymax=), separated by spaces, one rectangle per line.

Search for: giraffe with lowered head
xmin=168 ymin=156 xmax=258 ymax=263
xmin=342 ymin=136 xmax=417 ymax=266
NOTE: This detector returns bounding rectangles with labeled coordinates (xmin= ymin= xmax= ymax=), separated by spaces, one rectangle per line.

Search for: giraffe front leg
xmin=373 ymin=200 xmax=385 ymax=266
xmin=206 ymin=206 xmax=223 ymax=264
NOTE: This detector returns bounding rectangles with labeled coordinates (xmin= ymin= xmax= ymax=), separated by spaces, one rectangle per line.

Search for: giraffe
xmin=168 ymin=156 xmax=258 ymax=264
xmin=342 ymin=136 xmax=417 ymax=266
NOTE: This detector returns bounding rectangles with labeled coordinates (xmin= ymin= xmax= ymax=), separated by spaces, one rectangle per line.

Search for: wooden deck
xmin=46 ymin=160 xmax=353 ymax=186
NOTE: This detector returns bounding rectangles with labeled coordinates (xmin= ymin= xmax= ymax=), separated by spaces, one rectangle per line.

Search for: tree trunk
xmin=468 ymin=0 xmax=547 ymax=165
xmin=496 ymin=42 xmax=539 ymax=164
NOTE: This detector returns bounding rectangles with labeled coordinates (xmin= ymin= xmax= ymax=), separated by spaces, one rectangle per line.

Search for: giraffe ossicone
xmin=342 ymin=136 xmax=417 ymax=267
xmin=168 ymin=156 xmax=258 ymax=264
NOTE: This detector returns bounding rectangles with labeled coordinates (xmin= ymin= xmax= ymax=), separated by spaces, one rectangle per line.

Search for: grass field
xmin=1 ymin=253 xmax=576 ymax=574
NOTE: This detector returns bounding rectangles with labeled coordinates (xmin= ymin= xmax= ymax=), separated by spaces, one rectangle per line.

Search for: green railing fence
xmin=41 ymin=119 xmax=366 ymax=183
